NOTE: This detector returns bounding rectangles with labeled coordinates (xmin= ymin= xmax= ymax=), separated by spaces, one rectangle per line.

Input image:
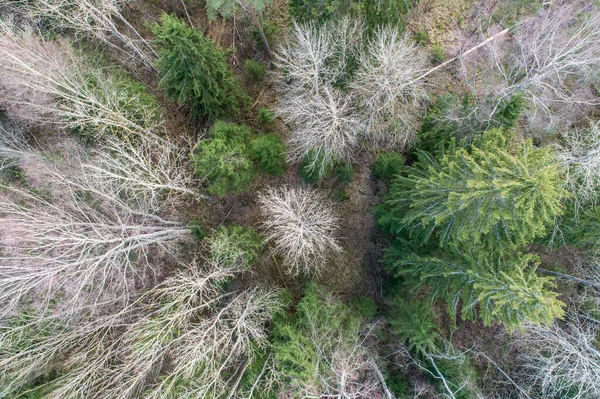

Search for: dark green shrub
xmin=0 ymin=165 xmax=24 ymax=183
xmin=361 ymin=0 xmax=412 ymax=33
xmin=258 ymin=107 xmax=276 ymax=125
xmin=289 ymin=0 xmax=413 ymax=33
xmin=494 ymin=95 xmax=524 ymax=128
xmin=386 ymin=373 xmax=412 ymax=398
xmin=187 ymin=219 xmax=206 ymax=239
xmin=251 ymin=19 xmax=280 ymax=51
xmin=372 ymin=152 xmax=405 ymax=181
xmin=289 ymin=0 xmax=340 ymax=23
xmin=389 ymin=298 xmax=441 ymax=355
xmin=350 ymin=295 xmax=377 ymax=319
xmin=152 ymin=14 xmax=248 ymax=119
xmin=249 ymin=134 xmax=287 ymax=176
xmin=244 ymin=59 xmax=265 ymax=83
xmin=333 ymin=188 xmax=349 ymax=202
xmin=335 ymin=163 xmax=354 ymax=184
xmin=191 ymin=122 xmax=256 ymax=196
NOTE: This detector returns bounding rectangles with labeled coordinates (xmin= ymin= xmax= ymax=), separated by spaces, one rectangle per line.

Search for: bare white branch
xmin=351 ymin=27 xmax=428 ymax=149
xmin=556 ymin=121 xmax=600 ymax=207
xmin=258 ymin=186 xmax=342 ymax=276
xmin=518 ymin=315 xmax=600 ymax=399
xmin=11 ymin=0 xmax=158 ymax=71
xmin=0 ymin=21 xmax=163 ymax=141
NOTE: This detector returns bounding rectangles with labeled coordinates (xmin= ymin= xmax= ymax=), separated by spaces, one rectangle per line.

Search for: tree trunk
xmin=246 ymin=7 xmax=272 ymax=59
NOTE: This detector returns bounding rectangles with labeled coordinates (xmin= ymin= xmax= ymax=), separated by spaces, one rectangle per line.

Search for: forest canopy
xmin=0 ymin=0 xmax=600 ymax=398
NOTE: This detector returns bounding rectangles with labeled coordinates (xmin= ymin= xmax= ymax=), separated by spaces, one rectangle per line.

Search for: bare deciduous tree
xmin=279 ymin=85 xmax=364 ymax=175
xmin=0 ymin=121 xmax=36 ymax=172
xmin=557 ymin=122 xmax=600 ymax=207
xmin=0 ymin=165 xmax=190 ymax=317
xmin=83 ymin=134 xmax=206 ymax=212
xmin=99 ymin=258 xmax=242 ymax=398
xmin=275 ymin=22 xmax=336 ymax=94
xmin=458 ymin=2 xmax=600 ymax=131
xmin=258 ymin=186 xmax=342 ymax=276
xmin=10 ymin=0 xmax=158 ymax=72
xmin=351 ymin=27 xmax=428 ymax=149
xmin=518 ymin=314 xmax=600 ymax=399
xmin=143 ymin=286 xmax=281 ymax=399
xmin=0 ymin=22 xmax=163 ymax=141
xmin=0 ymin=296 xmax=130 ymax=397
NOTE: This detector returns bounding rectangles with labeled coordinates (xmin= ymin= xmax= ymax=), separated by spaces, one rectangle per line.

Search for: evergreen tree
xmin=249 ymin=133 xmax=287 ymax=176
xmin=379 ymin=129 xmax=567 ymax=250
xmin=388 ymin=298 xmax=440 ymax=355
xmin=191 ymin=122 xmax=256 ymax=196
xmin=391 ymin=251 xmax=564 ymax=331
xmin=152 ymin=14 xmax=248 ymax=119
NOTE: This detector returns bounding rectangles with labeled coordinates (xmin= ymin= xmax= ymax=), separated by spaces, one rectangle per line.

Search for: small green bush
xmin=335 ymin=163 xmax=354 ymax=184
xmin=252 ymin=19 xmax=279 ymax=51
xmin=386 ymin=373 xmax=412 ymax=398
xmin=372 ymin=152 xmax=405 ymax=181
xmin=494 ymin=95 xmax=524 ymax=128
xmin=389 ymin=298 xmax=441 ymax=355
xmin=414 ymin=30 xmax=429 ymax=45
xmin=250 ymin=134 xmax=287 ymax=176
xmin=191 ymin=122 xmax=256 ymax=196
xmin=431 ymin=44 xmax=445 ymax=64
xmin=187 ymin=219 xmax=206 ymax=239
xmin=0 ymin=165 xmax=23 ymax=183
xmin=350 ymin=296 xmax=377 ymax=319
xmin=333 ymin=188 xmax=349 ymax=202
xmin=244 ymin=59 xmax=265 ymax=83
xmin=206 ymin=225 xmax=264 ymax=269
xmin=258 ymin=107 xmax=276 ymax=125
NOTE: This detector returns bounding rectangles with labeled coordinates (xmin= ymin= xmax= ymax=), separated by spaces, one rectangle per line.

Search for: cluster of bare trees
xmin=457 ymin=1 xmax=600 ymax=132
xmin=0 ymin=114 xmax=203 ymax=322
xmin=1 ymin=0 xmax=157 ymax=71
xmin=0 ymin=156 xmax=192 ymax=318
xmin=276 ymin=20 xmax=428 ymax=174
xmin=0 ymin=256 xmax=282 ymax=398
xmin=258 ymin=186 xmax=342 ymax=276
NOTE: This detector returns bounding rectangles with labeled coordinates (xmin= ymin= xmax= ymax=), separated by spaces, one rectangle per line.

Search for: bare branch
xmin=258 ymin=186 xmax=342 ymax=276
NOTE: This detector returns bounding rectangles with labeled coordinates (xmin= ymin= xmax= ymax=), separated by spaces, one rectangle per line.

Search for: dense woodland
xmin=0 ymin=0 xmax=599 ymax=398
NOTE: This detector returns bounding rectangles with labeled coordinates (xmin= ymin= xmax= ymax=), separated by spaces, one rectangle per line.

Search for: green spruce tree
xmin=379 ymin=129 xmax=567 ymax=250
xmin=152 ymin=14 xmax=248 ymax=119
xmin=191 ymin=122 xmax=256 ymax=196
xmin=391 ymin=251 xmax=564 ymax=331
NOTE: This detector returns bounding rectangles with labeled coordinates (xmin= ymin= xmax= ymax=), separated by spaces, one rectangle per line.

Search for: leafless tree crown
xmin=258 ymin=186 xmax=343 ymax=276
